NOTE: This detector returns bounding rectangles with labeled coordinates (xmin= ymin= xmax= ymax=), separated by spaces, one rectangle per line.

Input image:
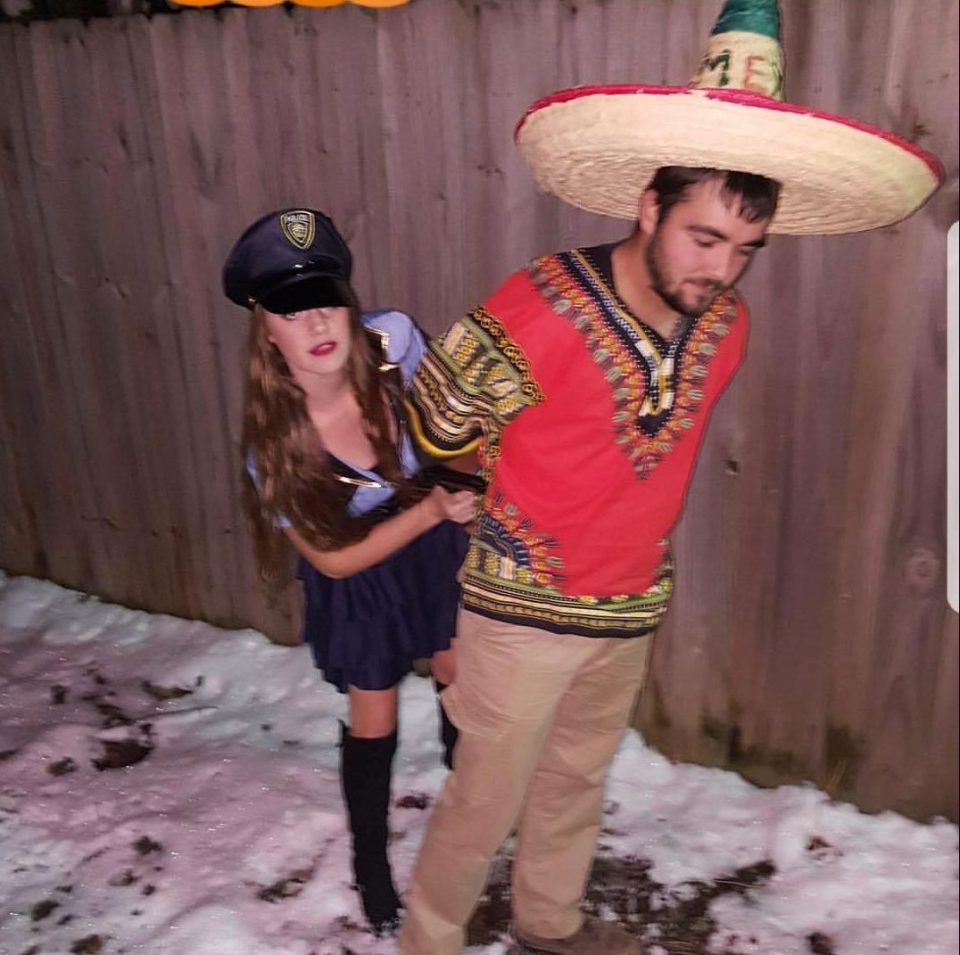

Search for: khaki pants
xmin=399 ymin=609 xmax=652 ymax=955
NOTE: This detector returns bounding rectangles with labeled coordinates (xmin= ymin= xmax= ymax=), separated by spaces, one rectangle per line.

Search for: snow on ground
xmin=0 ymin=573 xmax=956 ymax=955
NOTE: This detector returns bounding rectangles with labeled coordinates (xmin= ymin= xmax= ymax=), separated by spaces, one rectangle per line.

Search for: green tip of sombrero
xmin=712 ymin=0 xmax=781 ymax=39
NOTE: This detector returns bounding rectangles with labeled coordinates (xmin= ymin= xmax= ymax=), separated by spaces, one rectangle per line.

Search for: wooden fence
xmin=0 ymin=0 xmax=957 ymax=821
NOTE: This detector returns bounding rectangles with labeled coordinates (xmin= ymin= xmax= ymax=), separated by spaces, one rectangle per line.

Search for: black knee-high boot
xmin=434 ymin=681 xmax=459 ymax=770
xmin=339 ymin=723 xmax=401 ymax=936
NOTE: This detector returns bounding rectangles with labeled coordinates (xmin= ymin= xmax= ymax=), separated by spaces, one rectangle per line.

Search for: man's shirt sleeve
xmin=405 ymin=305 xmax=542 ymax=459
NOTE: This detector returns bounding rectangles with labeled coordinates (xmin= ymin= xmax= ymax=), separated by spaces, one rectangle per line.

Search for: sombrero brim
xmin=514 ymin=86 xmax=943 ymax=235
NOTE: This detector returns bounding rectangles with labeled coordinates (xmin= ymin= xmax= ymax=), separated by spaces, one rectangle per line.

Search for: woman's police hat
xmin=222 ymin=208 xmax=354 ymax=314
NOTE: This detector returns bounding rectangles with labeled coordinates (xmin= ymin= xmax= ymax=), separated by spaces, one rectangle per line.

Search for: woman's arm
xmin=284 ymin=485 xmax=474 ymax=579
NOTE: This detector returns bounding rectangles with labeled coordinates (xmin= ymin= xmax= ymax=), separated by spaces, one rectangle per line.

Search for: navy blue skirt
xmin=298 ymin=520 xmax=469 ymax=693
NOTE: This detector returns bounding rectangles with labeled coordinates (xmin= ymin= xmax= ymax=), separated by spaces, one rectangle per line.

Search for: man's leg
xmin=512 ymin=633 xmax=652 ymax=942
xmin=399 ymin=611 xmax=599 ymax=955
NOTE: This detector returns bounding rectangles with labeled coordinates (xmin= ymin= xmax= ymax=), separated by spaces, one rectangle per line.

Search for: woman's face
xmin=262 ymin=306 xmax=353 ymax=383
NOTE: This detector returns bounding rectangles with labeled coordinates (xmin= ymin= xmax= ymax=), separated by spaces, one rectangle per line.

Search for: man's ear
xmin=638 ymin=189 xmax=661 ymax=237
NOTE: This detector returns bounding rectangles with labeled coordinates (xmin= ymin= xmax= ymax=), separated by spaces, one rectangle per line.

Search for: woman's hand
xmin=423 ymin=486 xmax=476 ymax=525
xmin=289 ymin=482 xmax=477 ymax=578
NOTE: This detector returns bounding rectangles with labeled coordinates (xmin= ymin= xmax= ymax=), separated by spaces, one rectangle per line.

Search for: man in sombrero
xmin=398 ymin=2 xmax=941 ymax=953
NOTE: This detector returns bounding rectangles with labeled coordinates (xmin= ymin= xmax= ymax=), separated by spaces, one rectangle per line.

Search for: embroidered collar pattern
xmin=527 ymin=249 xmax=739 ymax=479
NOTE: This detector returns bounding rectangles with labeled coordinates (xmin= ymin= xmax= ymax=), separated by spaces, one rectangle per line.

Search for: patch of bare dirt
xmin=466 ymin=849 xmax=780 ymax=955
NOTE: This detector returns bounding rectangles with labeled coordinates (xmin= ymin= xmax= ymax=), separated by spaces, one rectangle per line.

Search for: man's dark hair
xmin=649 ymin=166 xmax=781 ymax=223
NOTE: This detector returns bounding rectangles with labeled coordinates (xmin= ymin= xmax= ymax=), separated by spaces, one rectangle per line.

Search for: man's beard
xmin=646 ymin=238 xmax=723 ymax=319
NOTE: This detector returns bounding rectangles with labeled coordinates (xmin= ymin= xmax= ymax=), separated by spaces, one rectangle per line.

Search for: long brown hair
xmin=241 ymin=295 xmax=414 ymax=589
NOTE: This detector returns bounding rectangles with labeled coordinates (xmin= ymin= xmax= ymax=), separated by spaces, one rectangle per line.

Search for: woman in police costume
xmin=223 ymin=207 xmax=474 ymax=937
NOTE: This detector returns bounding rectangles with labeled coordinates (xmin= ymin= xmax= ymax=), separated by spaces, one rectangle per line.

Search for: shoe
xmin=513 ymin=916 xmax=644 ymax=954
xmin=352 ymin=857 xmax=402 ymax=937
xmin=362 ymin=901 xmax=401 ymax=939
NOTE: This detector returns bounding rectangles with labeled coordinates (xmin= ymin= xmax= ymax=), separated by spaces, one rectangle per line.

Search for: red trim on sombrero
xmin=514 ymin=85 xmax=944 ymax=181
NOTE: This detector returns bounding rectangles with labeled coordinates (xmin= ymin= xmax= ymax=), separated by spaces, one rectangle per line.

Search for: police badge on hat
xmin=222 ymin=207 xmax=354 ymax=311
xmin=279 ymin=211 xmax=316 ymax=250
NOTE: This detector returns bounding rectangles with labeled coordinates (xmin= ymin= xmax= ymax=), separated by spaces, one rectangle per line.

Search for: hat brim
xmin=258 ymin=275 xmax=352 ymax=314
xmin=515 ymin=86 xmax=943 ymax=234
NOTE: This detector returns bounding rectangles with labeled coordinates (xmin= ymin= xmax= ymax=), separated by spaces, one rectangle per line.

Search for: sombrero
xmin=514 ymin=0 xmax=943 ymax=235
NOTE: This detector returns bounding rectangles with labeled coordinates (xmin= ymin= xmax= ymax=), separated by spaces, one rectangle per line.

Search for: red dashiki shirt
xmin=406 ymin=244 xmax=749 ymax=638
